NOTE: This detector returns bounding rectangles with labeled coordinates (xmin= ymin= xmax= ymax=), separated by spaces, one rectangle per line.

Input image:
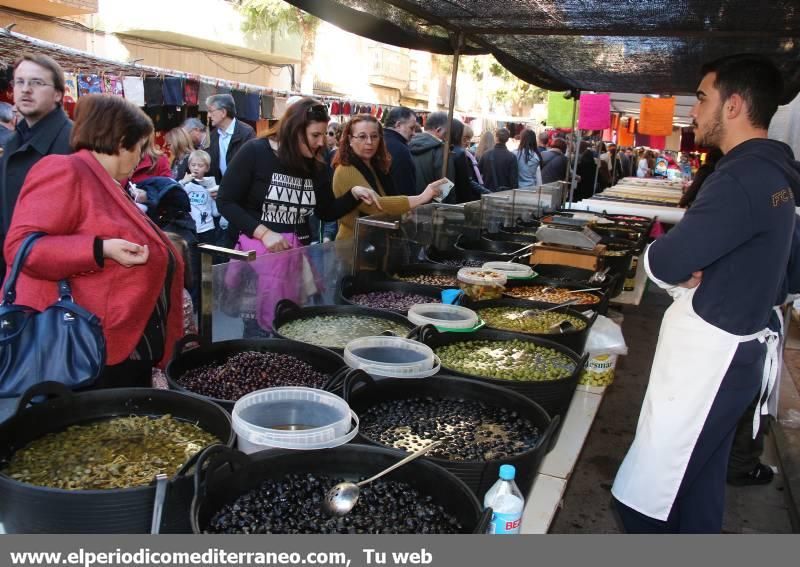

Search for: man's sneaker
xmin=727 ymin=462 xmax=775 ymax=486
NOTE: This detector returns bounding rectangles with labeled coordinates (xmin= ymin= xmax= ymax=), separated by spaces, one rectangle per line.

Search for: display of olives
xmin=505 ymin=285 xmax=600 ymax=305
xmin=350 ymin=291 xmax=439 ymax=311
xmin=278 ymin=315 xmax=410 ymax=349
xmin=478 ymin=307 xmax=586 ymax=334
xmin=360 ymin=397 xmax=540 ymax=461
xmin=393 ymin=273 xmax=458 ymax=287
xmin=434 ymin=258 xmax=484 ymax=268
xmin=178 ymin=351 xmax=329 ymax=401
xmin=206 ymin=473 xmax=463 ymax=534
xmin=3 ymin=415 xmax=218 ymax=490
xmin=435 ymin=339 xmax=576 ymax=382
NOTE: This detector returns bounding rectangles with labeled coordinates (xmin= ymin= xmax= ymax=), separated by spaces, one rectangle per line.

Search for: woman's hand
xmin=103 ymin=239 xmax=149 ymax=267
xmin=351 ymin=186 xmax=384 ymax=211
xmin=408 ymin=178 xmax=449 ymax=209
xmin=260 ymin=228 xmax=291 ymax=253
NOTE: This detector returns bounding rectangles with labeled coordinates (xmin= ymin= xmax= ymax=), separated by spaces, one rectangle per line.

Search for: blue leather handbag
xmin=0 ymin=232 xmax=106 ymax=397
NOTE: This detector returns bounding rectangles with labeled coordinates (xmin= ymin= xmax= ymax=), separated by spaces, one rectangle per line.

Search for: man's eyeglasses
xmin=13 ymin=78 xmax=53 ymax=89
xmin=351 ymin=134 xmax=381 ymax=143
xmin=306 ymin=104 xmax=329 ymax=122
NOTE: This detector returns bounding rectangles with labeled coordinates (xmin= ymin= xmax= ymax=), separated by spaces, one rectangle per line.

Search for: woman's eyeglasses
xmin=351 ymin=134 xmax=381 ymax=143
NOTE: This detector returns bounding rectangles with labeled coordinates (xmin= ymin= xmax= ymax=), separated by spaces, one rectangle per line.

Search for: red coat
xmin=3 ymin=150 xmax=184 ymax=367
xmin=129 ymin=153 xmax=172 ymax=185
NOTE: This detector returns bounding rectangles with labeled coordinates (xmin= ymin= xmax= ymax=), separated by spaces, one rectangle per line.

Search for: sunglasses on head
xmin=306 ymin=103 xmax=329 ymax=122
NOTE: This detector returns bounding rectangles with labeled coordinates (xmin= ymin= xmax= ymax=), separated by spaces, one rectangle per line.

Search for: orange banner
xmin=638 ymin=97 xmax=676 ymax=136
xmin=617 ymin=118 xmax=634 ymax=146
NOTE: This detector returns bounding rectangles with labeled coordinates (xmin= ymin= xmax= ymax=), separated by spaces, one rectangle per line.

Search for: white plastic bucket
xmin=232 ymin=387 xmax=358 ymax=454
xmin=407 ymin=303 xmax=479 ymax=330
xmin=343 ymin=336 xmax=440 ymax=379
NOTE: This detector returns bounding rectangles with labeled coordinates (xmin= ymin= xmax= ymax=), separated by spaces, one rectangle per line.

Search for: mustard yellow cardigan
xmin=332 ymin=163 xmax=410 ymax=240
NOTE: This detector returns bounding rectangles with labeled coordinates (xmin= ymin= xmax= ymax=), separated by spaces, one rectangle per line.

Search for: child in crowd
xmin=179 ymin=149 xmax=220 ymax=245
xmin=152 ymin=232 xmax=197 ymax=389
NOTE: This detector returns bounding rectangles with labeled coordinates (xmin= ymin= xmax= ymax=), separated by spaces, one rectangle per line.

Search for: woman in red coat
xmin=3 ymin=94 xmax=184 ymax=388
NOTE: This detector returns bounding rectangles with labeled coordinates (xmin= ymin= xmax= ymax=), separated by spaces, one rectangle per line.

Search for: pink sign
xmin=578 ymin=93 xmax=611 ymax=130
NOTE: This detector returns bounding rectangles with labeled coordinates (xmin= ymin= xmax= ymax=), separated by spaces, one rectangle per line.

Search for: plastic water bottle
xmin=484 ymin=464 xmax=524 ymax=534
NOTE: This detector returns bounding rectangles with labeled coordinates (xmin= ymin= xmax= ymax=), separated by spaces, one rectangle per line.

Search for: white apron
xmin=611 ymin=245 xmax=780 ymax=521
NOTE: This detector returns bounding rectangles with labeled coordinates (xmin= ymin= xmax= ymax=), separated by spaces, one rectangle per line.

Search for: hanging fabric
xmin=184 ymin=80 xmax=200 ymax=106
xmin=198 ymin=82 xmax=217 ymax=111
xmin=102 ymin=75 xmax=124 ymax=97
xmin=122 ymin=76 xmax=145 ymax=106
xmin=547 ymin=91 xmax=577 ymax=128
xmin=143 ymin=77 xmax=164 ymax=107
xmin=162 ymin=77 xmax=184 ymax=106
xmin=260 ymin=94 xmax=275 ymax=119
xmin=77 ymin=74 xmax=102 ymax=97
xmin=577 ymin=93 xmax=610 ymax=130
xmin=638 ymin=97 xmax=676 ymax=136
xmin=617 ymin=118 xmax=635 ymax=146
xmin=273 ymin=96 xmax=288 ymax=118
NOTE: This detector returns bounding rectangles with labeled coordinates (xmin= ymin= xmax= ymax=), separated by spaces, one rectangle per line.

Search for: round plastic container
xmin=344 ymin=336 xmax=440 ymax=379
xmin=408 ymin=303 xmax=480 ymax=330
xmin=457 ymin=268 xmax=507 ymax=301
xmin=232 ymin=387 xmax=358 ymax=454
xmin=481 ymin=261 xmax=535 ymax=280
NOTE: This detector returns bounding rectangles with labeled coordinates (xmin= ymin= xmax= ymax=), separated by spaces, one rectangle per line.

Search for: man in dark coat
xmin=540 ymin=138 xmax=570 ymax=184
xmin=383 ymin=106 xmax=418 ymax=196
xmin=0 ymin=53 xmax=72 ymax=280
xmin=478 ymin=128 xmax=518 ymax=191
xmin=205 ymin=94 xmax=255 ymax=183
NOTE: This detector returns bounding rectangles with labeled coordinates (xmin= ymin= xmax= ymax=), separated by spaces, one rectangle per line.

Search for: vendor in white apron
xmin=611 ymin=53 xmax=799 ymax=533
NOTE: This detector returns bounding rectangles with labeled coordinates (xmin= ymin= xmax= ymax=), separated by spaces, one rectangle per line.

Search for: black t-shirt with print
xmin=217 ymin=138 xmax=359 ymax=243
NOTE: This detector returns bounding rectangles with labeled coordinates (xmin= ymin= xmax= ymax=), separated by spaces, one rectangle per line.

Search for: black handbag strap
xmin=3 ymin=232 xmax=46 ymax=305
xmin=2 ymin=232 xmax=72 ymax=305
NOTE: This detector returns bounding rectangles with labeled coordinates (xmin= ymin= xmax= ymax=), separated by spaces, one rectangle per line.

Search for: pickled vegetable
xmin=278 ymin=315 xmax=409 ymax=349
xmin=436 ymin=339 xmax=576 ymax=381
xmin=478 ymin=307 xmax=586 ymax=334
xmin=350 ymin=291 xmax=438 ymax=310
xmin=505 ymin=285 xmax=600 ymax=305
xmin=393 ymin=273 xmax=457 ymax=287
xmin=3 ymin=415 xmax=218 ymax=490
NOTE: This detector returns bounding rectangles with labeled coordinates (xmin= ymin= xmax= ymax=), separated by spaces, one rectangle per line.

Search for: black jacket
xmin=207 ymin=119 xmax=256 ymax=183
xmin=408 ymin=133 xmax=480 ymax=203
xmin=540 ymin=149 xmax=569 ymax=184
xmin=384 ymin=128 xmax=417 ymax=196
xmin=0 ymin=107 xmax=72 ymax=278
xmin=479 ymin=144 xmax=518 ymax=191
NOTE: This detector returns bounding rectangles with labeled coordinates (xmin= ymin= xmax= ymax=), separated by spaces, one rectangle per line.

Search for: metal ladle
xmin=322 ymin=440 xmax=442 ymax=517
xmin=522 ymin=298 xmax=581 ymax=318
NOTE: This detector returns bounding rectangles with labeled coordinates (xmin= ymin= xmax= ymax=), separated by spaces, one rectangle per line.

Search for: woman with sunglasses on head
xmin=217 ymin=98 xmax=379 ymax=332
xmin=332 ymin=115 xmax=446 ymax=240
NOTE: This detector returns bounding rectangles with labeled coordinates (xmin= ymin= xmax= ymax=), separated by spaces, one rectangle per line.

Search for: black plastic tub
xmin=469 ymin=298 xmax=597 ymax=353
xmin=425 ymin=246 xmax=501 ymax=267
xmin=272 ymin=299 xmax=416 ymax=353
xmin=343 ymin=372 xmax=559 ymax=499
xmin=166 ymin=334 xmax=349 ymax=410
xmin=389 ymin=264 xmax=460 ymax=289
xmin=454 ymin=236 xmax=534 ymax=258
xmin=0 ymin=382 xmax=234 ymax=534
xmin=530 ymin=264 xmax=620 ymax=298
xmin=191 ymin=444 xmax=491 ymax=534
xmin=504 ymin=279 xmax=610 ymax=314
xmin=337 ymin=274 xmax=443 ymax=312
xmin=417 ymin=326 xmax=587 ymax=420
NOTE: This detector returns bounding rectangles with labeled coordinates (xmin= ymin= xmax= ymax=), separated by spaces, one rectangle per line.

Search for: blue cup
xmin=441 ymin=289 xmax=464 ymax=305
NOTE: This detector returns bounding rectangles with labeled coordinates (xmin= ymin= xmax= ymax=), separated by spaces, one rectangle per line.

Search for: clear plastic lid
xmin=457 ymin=268 xmax=508 ymax=287
xmin=343 ymin=336 xmax=439 ymax=378
xmin=481 ymin=261 xmax=535 ymax=279
xmin=407 ymin=303 xmax=480 ymax=330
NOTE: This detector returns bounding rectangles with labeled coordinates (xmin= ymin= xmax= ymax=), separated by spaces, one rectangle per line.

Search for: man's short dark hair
xmin=424 ymin=111 xmax=449 ymax=133
xmin=385 ymin=106 xmax=416 ymax=128
xmin=205 ymin=94 xmax=236 ymax=119
xmin=495 ymin=128 xmax=510 ymax=144
xmin=71 ymin=94 xmax=153 ymax=155
xmin=700 ymin=54 xmax=783 ymax=129
xmin=14 ymin=53 xmax=65 ymax=95
xmin=538 ymin=132 xmax=549 ymax=146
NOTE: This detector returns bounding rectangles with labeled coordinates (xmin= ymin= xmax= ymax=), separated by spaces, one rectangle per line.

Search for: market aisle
xmin=550 ymin=287 xmax=794 ymax=533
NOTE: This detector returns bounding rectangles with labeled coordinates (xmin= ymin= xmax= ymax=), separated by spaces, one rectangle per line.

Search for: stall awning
xmin=284 ymin=0 xmax=800 ymax=99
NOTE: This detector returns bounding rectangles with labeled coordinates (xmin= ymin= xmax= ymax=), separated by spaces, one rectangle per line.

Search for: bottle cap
xmin=499 ymin=464 xmax=516 ymax=480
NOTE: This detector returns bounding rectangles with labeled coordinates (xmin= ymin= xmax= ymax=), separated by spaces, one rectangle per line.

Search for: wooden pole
xmin=441 ymin=31 xmax=464 ymax=179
